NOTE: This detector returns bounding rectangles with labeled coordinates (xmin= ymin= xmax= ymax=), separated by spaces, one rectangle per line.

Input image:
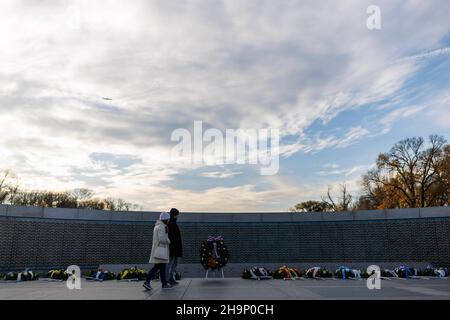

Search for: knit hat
xmin=159 ymin=212 xmax=170 ymax=221
xmin=170 ymin=208 xmax=180 ymax=218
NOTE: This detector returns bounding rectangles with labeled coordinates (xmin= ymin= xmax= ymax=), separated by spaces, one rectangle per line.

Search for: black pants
xmin=146 ymin=263 xmax=167 ymax=285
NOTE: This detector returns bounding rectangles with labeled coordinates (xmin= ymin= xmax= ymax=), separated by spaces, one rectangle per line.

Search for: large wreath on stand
xmin=200 ymin=236 xmax=230 ymax=270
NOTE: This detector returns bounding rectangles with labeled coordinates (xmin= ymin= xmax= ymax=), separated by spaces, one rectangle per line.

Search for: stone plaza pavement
xmin=1 ymin=277 xmax=450 ymax=300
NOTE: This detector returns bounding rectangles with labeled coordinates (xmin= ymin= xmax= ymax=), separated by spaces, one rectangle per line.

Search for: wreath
xmin=434 ymin=267 xmax=448 ymax=277
xmin=419 ymin=266 xmax=448 ymax=278
xmin=242 ymin=267 xmax=273 ymax=280
xmin=394 ymin=266 xmax=417 ymax=278
xmin=85 ymin=269 xmax=116 ymax=281
xmin=272 ymin=266 xmax=302 ymax=280
xmin=3 ymin=269 xmax=38 ymax=281
xmin=381 ymin=269 xmax=398 ymax=278
xmin=305 ymin=267 xmax=333 ymax=279
xmin=117 ymin=267 xmax=147 ymax=281
xmin=47 ymin=269 xmax=70 ymax=280
xmin=335 ymin=266 xmax=362 ymax=279
xmin=360 ymin=270 xmax=374 ymax=279
xmin=200 ymin=236 xmax=230 ymax=270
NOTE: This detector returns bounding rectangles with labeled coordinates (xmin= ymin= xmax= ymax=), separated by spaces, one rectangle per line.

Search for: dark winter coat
xmin=168 ymin=219 xmax=183 ymax=258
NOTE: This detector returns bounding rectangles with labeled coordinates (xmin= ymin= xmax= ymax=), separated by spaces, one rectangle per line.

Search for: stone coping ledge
xmin=0 ymin=205 xmax=449 ymax=223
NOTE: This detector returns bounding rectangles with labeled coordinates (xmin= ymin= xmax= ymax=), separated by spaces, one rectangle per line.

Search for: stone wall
xmin=1 ymin=205 xmax=449 ymax=271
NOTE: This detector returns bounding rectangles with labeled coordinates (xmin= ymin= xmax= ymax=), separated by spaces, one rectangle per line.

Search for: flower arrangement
xmin=200 ymin=236 xmax=230 ymax=271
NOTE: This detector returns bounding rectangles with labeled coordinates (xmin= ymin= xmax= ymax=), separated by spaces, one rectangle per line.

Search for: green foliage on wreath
xmin=200 ymin=238 xmax=230 ymax=270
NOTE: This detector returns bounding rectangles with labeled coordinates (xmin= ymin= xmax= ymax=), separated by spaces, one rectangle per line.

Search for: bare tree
xmin=0 ymin=169 xmax=20 ymax=204
xmin=103 ymin=198 xmax=116 ymax=211
xmin=70 ymin=188 xmax=94 ymax=202
xmin=70 ymin=188 xmax=94 ymax=208
xmin=1 ymin=170 xmax=141 ymax=211
xmin=322 ymin=184 xmax=353 ymax=212
xmin=116 ymin=198 xmax=132 ymax=211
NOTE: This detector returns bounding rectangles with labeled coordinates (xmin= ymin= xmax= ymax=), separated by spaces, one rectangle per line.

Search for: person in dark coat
xmin=166 ymin=208 xmax=182 ymax=285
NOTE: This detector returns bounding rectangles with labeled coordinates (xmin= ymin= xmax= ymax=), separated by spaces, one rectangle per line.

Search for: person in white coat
xmin=143 ymin=212 xmax=172 ymax=291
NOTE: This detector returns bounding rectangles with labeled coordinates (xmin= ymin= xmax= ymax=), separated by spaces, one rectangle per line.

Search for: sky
xmin=0 ymin=0 xmax=450 ymax=212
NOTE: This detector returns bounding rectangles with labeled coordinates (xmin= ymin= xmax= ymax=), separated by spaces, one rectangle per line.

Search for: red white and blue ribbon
xmin=207 ymin=236 xmax=224 ymax=242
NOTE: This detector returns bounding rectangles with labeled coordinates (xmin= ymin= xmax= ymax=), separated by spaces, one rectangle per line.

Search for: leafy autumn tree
xmin=359 ymin=135 xmax=449 ymax=209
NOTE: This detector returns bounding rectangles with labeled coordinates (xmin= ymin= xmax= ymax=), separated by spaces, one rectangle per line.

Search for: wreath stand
xmin=205 ymin=268 xmax=225 ymax=279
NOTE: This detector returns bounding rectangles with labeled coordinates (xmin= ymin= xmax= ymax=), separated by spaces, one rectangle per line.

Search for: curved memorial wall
xmin=0 ymin=205 xmax=449 ymax=271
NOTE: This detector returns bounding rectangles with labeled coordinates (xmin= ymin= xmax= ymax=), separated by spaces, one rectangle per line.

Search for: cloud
xmin=379 ymin=105 xmax=426 ymax=128
xmin=283 ymin=126 xmax=371 ymax=155
xmin=317 ymin=164 xmax=375 ymax=177
xmin=399 ymin=47 xmax=450 ymax=63
xmin=198 ymin=170 xmax=243 ymax=179
xmin=1 ymin=1 xmax=450 ymax=210
xmin=323 ymin=163 xmax=340 ymax=169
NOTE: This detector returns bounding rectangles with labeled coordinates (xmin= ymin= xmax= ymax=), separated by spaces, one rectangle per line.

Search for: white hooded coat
xmin=149 ymin=220 xmax=171 ymax=264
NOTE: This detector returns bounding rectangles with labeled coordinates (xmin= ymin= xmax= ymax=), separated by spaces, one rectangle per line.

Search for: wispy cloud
xmin=199 ymin=170 xmax=243 ymax=179
xmin=323 ymin=163 xmax=340 ymax=169
xmin=399 ymin=47 xmax=450 ymax=63
xmin=317 ymin=164 xmax=375 ymax=177
xmin=285 ymin=126 xmax=371 ymax=155
xmin=379 ymin=105 xmax=426 ymax=129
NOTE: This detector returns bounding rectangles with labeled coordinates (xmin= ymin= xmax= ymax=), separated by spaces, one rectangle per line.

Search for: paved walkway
xmin=1 ymin=278 xmax=450 ymax=300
